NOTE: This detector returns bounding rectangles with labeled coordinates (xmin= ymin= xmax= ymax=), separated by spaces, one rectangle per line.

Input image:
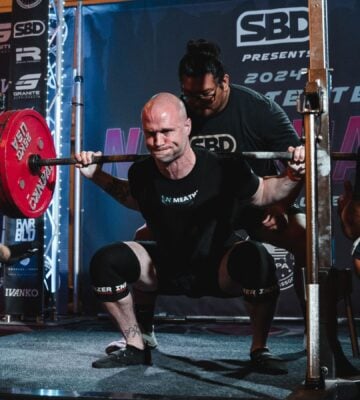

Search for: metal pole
xmin=303 ymin=0 xmax=333 ymax=387
xmin=304 ymin=108 xmax=321 ymax=385
xmin=72 ymin=0 xmax=84 ymax=314
xmin=48 ymin=0 xmax=65 ymax=316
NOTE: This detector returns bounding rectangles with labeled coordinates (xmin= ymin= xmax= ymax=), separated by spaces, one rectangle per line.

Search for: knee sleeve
xmin=90 ymin=242 xmax=141 ymax=302
xmin=227 ymin=241 xmax=279 ymax=303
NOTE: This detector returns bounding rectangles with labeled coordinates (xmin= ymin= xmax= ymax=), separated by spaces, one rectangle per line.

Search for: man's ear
xmin=185 ymin=117 xmax=192 ymax=136
xmin=220 ymin=74 xmax=230 ymax=90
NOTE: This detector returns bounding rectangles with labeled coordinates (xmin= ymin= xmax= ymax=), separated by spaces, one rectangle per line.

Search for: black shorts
xmin=137 ymin=241 xmax=235 ymax=299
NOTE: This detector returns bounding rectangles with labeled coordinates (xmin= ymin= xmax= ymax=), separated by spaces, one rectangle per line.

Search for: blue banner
xmin=1 ymin=0 xmax=356 ymax=318
xmin=77 ymin=0 xmax=360 ymax=317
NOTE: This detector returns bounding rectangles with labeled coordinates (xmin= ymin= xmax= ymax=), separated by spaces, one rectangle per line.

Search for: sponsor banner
xmin=0 ymin=12 xmax=11 ymax=315
xmin=79 ymin=0 xmax=360 ymax=318
xmin=8 ymin=0 xmax=48 ymax=110
xmin=0 ymin=15 xmax=11 ymax=313
xmin=3 ymin=0 xmax=49 ymax=317
xmin=0 ymin=13 xmax=11 ymax=108
xmin=3 ymin=217 xmax=44 ymax=316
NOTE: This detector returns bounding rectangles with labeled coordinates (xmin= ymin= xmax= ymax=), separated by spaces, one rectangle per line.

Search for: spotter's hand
xmin=287 ymin=145 xmax=305 ymax=181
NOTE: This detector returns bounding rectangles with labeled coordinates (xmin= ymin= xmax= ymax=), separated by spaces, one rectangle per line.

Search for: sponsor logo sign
xmin=14 ymin=20 xmax=46 ymax=38
xmin=16 ymin=47 xmax=42 ymax=63
xmin=16 ymin=0 xmax=43 ymax=10
xmin=13 ymin=73 xmax=41 ymax=99
xmin=5 ymin=288 xmax=39 ymax=297
xmin=237 ymin=7 xmax=309 ymax=47
xmin=0 ymin=23 xmax=11 ymax=52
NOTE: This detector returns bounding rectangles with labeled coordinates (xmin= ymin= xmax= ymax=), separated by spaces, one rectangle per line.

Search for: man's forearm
xmin=91 ymin=169 xmax=138 ymax=210
xmin=252 ymin=175 xmax=303 ymax=207
xmin=262 ymin=174 xmax=303 ymax=210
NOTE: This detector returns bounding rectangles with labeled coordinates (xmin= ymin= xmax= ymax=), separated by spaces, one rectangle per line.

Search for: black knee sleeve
xmin=227 ymin=241 xmax=279 ymax=303
xmin=90 ymin=242 xmax=141 ymax=302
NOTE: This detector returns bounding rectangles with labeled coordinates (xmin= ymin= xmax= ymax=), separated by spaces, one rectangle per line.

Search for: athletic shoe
xmin=105 ymin=339 xmax=126 ymax=354
xmin=93 ymin=344 xmax=151 ymax=368
xmin=105 ymin=327 xmax=158 ymax=355
xmin=142 ymin=327 xmax=158 ymax=349
xmin=250 ymin=348 xmax=288 ymax=375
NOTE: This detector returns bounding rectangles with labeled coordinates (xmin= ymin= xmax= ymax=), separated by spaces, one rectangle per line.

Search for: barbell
xmin=28 ymin=150 xmax=357 ymax=169
xmin=0 ymin=109 xmax=357 ymax=219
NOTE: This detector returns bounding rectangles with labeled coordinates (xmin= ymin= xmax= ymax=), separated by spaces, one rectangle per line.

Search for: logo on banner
xmin=15 ymin=219 xmax=36 ymax=242
xmin=1 ymin=78 xmax=9 ymax=94
xmin=5 ymin=288 xmax=39 ymax=297
xmin=0 ymin=23 xmax=11 ymax=52
xmin=13 ymin=73 xmax=41 ymax=99
xmin=16 ymin=47 xmax=41 ymax=63
xmin=237 ymin=7 xmax=308 ymax=46
xmin=16 ymin=0 xmax=42 ymax=9
xmin=14 ymin=20 xmax=46 ymax=38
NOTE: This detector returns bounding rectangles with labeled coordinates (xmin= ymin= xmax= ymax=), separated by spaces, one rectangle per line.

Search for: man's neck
xmin=156 ymin=146 xmax=196 ymax=180
xmin=218 ymin=85 xmax=230 ymax=113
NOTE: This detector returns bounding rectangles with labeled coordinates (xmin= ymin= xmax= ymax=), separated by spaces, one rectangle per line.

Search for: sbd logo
xmin=237 ymin=7 xmax=308 ymax=46
xmin=14 ymin=20 xmax=45 ymax=38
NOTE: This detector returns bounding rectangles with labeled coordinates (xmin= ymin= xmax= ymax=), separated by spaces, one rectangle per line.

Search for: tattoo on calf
xmin=124 ymin=324 xmax=142 ymax=339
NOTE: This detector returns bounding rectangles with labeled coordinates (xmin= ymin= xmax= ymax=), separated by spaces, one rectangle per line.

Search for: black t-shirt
xmin=353 ymin=242 xmax=360 ymax=260
xmin=128 ymin=147 xmax=259 ymax=278
xmin=189 ymin=84 xmax=301 ymax=177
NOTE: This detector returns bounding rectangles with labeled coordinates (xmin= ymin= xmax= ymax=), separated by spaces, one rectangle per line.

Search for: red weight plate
xmin=0 ymin=109 xmax=57 ymax=218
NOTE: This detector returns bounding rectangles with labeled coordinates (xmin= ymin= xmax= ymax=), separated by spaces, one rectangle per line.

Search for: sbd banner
xmin=3 ymin=0 xmax=49 ymax=317
xmin=0 ymin=12 xmax=12 ymax=314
